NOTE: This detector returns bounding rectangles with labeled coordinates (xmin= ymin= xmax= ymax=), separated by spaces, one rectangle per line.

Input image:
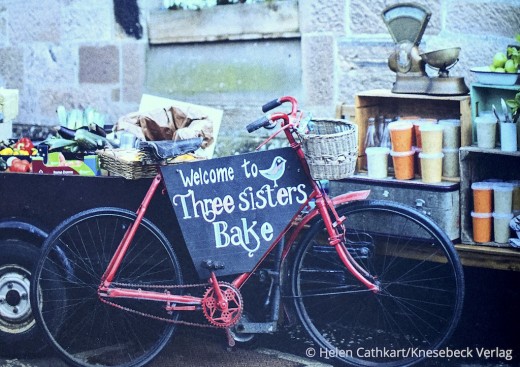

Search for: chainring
xmin=202 ymin=282 xmax=243 ymax=328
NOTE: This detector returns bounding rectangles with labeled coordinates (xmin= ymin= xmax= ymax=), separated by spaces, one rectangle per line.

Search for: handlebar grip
xmin=246 ymin=116 xmax=270 ymax=133
xmin=262 ymin=99 xmax=282 ymax=113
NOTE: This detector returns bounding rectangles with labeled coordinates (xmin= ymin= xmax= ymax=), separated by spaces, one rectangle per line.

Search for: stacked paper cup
xmin=411 ymin=119 xmax=437 ymax=175
xmin=388 ymin=121 xmax=414 ymax=180
xmin=438 ymin=119 xmax=461 ymax=178
xmin=471 ymin=182 xmax=494 ymax=243
xmin=419 ymin=123 xmax=444 ymax=183
xmin=493 ymin=183 xmax=514 ymax=244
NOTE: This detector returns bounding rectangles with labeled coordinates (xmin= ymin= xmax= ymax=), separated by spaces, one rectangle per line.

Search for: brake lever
xmin=256 ymin=123 xmax=293 ymax=150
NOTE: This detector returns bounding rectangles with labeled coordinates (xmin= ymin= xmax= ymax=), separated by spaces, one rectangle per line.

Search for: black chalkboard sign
xmin=161 ymin=147 xmax=314 ymax=278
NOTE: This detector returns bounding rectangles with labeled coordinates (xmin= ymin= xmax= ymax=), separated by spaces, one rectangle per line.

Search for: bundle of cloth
xmin=116 ymin=105 xmax=214 ymax=149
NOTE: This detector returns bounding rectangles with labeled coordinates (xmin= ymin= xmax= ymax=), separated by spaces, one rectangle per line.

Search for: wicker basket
xmin=97 ymin=149 xmax=158 ymax=179
xmin=97 ymin=149 xmax=202 ymax=180
xmin=301 ymin=118 xmax=358 ymax=180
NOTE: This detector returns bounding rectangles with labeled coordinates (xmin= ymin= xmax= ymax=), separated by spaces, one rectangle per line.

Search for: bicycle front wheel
xmin=290 ymin=200 xmax=464 ymax=367
xmin=31 ymin=207 xmax=184 ymax=367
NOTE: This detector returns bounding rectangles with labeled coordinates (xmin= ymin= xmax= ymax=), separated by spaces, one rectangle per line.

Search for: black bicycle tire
xmin=290 ymin=199 xmax=464 ymax=367
xmin=31 ymin=207 xmax=183 ymax=367
xmin=0 ymin=240 xmax=60 ymax=357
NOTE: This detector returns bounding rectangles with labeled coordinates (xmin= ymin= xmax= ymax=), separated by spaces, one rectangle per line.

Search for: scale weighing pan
xmin=381 ymin=3 xmax=431 ymax=45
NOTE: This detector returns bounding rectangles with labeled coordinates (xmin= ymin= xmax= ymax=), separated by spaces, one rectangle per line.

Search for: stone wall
xmin=1 ymin=0 xmax=519 ymax=156
xmin=0 ymin=0 xmax=146 ymax=128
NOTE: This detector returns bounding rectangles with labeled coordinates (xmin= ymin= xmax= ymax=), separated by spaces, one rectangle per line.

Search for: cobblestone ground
xmin=1 ymin=268 xmax=518 ymax=367
xmin=0 ymin=327 xmax=330 ymax=367
xmin=0 ymin=324 xmax=516 ymax=367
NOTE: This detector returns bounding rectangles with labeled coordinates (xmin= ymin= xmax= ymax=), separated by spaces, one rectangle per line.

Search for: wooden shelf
xmin=459 ymin=146 xmax=520 ymax=246
xmin=455 ymin=244 xmax=520 ymax=272
xmin=340 ymin=89 xmax=472 ymax=171
xmin=347 ymin=173 xmax=459 ymax=190
xmin=336 ymin=90 xmax=520 ymax=271
xmin=355 ymin=89 xmax=471 ymax=101
xmin=460 ymin=145 xmax=520 ymax=158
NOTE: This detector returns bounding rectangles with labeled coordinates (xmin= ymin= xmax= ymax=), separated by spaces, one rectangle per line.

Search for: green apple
xmin=489 ymin=65 xmax=496 ymax=71
xmin=495 ymin=67 xmax=506 ymax=73
xmin=504 ymin=59 xmax=518 ymax=73
xmin=492 ymin=52 xmax=508 ymax=68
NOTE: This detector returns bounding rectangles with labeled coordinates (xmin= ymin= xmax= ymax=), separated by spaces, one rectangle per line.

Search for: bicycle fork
xmin=313 ymin=193 xmax=380 ymax=293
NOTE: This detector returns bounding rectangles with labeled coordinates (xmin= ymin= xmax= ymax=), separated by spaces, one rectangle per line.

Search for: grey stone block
xmin=79 ymin=45 xmax=120 ymax=84
xmin=145 ymin=39 xmax=301 ymax=105
xmin=350 ymin=0 xmax=441 ymax=36
xmin=299 ymin=0 xmax=346 ymax=34
xmin=25 ymin=44 xmax=77 ymax=85
xmin=6 ymin=1 xmax=60 ymax=43
xmin=338 ymin=65 xmax=395 ymax=105
xmin=301 ymin=34 xmax=336 ymax=107
xmin=447 ymin=0 xmax=520 ymax=37
xmin=122 ymin=43 xmax=146 ymax=103
xmin=35 ymin=84 xmax=138 ymax=126
xmin=0 ymin=47 xmax=24 ymax=89
xmin=61 ymin=2 xmax=112 ymax=42
xmin=0 ymin=7 xmax=7 ymax=46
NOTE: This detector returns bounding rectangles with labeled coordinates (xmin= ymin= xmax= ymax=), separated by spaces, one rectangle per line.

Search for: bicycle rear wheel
xmin=31 ymin=207 xmax=183 ymax=367
xmin=290 ymin=200 xmax=464 ymax=367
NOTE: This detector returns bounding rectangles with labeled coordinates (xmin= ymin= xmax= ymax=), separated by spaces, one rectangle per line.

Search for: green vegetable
xmin=42 ymin=137 xmax=76 ymax=150
xmin=74 ymin=129 xmax=109 ymax=150
xmin=57 ymin=105 xmax=67 ymax=126
xmin=506 ymin=91 xmax=520 ymax=123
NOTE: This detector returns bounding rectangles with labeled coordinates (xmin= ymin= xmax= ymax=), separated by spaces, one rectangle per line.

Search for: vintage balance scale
xmin=382 ymin=3 xmax=469 ymax=95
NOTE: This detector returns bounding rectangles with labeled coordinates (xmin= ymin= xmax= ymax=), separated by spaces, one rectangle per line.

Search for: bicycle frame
xmin=98 ymin=97 xmax=379 ymax=313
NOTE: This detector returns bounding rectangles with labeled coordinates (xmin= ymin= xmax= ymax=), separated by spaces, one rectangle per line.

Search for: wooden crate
xmin=337 ymin=89 xmax=472 ymax=172
xmin=330 ymin=177 xmax=461 ymax=241
xmin=470 ymin=83 xmax=520 ymax=144
xmin=459 ymin=146 xmax=520 ymax=246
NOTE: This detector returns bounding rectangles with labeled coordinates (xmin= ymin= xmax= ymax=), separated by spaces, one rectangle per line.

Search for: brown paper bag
xmin=117 ymin=106 xmax=214 ymax=148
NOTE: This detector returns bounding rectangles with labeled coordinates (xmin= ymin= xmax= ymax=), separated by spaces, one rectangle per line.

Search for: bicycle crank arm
xmin=234 ymin=320 xmax=278 ymax=334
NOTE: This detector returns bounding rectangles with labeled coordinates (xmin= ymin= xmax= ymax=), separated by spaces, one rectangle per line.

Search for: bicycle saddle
xmin=139 ymin=138 xmax=203 ymax=160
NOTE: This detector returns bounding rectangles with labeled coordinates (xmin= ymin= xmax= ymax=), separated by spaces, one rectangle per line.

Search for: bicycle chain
xmin=98 ymin=281 xmax=222 ymax=329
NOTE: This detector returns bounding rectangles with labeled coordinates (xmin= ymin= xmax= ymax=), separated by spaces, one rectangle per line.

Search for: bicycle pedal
xmin=225 ymin=328 xmax=236 ymax=348
xmin=201 ymin=259 xmax=226 ymax=271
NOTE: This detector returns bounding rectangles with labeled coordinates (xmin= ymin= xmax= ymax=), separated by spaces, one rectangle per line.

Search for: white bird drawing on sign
xmin=259 ymin=156 xmax=287 ymax=187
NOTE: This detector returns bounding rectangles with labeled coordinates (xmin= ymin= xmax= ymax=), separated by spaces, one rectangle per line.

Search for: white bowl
xmin=471 ymin=66 xmax=519 ymax=85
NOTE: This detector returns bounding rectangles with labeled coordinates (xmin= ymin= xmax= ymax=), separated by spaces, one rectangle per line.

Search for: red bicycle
xmin=32 ymin=96 xmax=464 ymax=367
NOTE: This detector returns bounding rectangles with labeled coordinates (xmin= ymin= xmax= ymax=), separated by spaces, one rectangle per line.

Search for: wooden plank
xmin=459 ymin=97 xmax=472 ymax=147
xmin=335 ymin=103 xmax=356 ymax=121
xmin=461 ymin=146 xmax=520 ymax=157
xmin=455 ymin=244 xmax=520 ymax=271
xmin=380 ymin=242 xmax=520 ymax=272
xmin=356 ymin=89 xmax=470 ymax=101
xmin=148 ymin=1 xmax=300 ymax=44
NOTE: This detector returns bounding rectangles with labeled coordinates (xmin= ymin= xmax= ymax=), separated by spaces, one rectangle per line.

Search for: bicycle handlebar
xmin=262 ymin=99 xmax=282 ymax=113
xmin=246 ymin=116 xmax=271 ymax=133
xmin=246 ymin=96 xmax=300 ymax=135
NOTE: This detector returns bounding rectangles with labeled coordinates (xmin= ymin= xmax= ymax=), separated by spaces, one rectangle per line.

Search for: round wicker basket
xmin=301 ymin=118 xmax=358 ymax=180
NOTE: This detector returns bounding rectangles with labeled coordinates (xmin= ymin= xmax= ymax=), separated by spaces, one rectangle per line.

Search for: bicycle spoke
xmin=292 ymin=200 xmax=464 ymax=367
xmin=33 ymin=208 xmax=183 ymax=367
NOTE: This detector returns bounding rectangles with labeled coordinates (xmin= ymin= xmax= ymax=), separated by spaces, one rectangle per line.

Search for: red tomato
xmin=10 ymin=158 xmax=31 ymax=172
xmin=13 ymin=137 xmax=35 ymax=153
